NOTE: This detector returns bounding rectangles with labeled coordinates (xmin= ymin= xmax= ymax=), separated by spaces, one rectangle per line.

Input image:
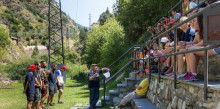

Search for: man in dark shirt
xmin=33 ymin=62 xmax=42 ymax=109
xmin=88 ymin=64 xmax=110 ymax=109
xmin=46 ymin=64 xmax=58 ymax=107
xmin=23 ymin=64 xmax=37 ymax=109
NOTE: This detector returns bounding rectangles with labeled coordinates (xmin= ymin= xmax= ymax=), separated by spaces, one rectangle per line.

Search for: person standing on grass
xmin=23 ymin=64 xmax=37 ymax=109
xmin=88 ymin=64 xmax=110 ymax=109
xmin=56 ymin=66 xmax=66 ymax=104
xmin=39 ymin=61 xmax=48 ymax=108
xmin=33 ymin=62 xmax=42 ymax=109
xmin=46 ymin=64 xmax=58 ymax=107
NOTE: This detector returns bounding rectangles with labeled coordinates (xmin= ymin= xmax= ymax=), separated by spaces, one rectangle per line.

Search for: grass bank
xmin=0 ymin=79 xmax=89 ymax=109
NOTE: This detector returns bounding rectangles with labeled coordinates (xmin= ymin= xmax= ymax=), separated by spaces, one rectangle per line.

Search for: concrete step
xmin=95 ymin=102 xmax=102 ymax=108
xmin=121 ymin=80 xmax=126 ymax=85
xmin=131 ymin=98 xmax=156 ymax=109
xmin=125 ymin=78 xmax=137 ymax=88
xmin=117 ymin=83 xmax=127 ymax=87
xmin=101 ymin=96 xmax=111 ymax=105
xmin=109 ymin=90 xmax=119 ymax=95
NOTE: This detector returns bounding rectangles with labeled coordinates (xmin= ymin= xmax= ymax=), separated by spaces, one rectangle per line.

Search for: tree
xmin=98 ymin=8 xmax=113 ymax=25
xmin=113 ymin=0 xmax=178 ymax=43
xmin=83 ymin=16 xmax=126 ymax=67
xmin=0 ymin=25 xmax=10 ymax=49
xmin=32 ymin=45 xmax=39 ymax=57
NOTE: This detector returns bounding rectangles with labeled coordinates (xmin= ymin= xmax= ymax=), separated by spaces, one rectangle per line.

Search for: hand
xmin=23 ymin=90 xmax=26 ymax=94
xmin=178 ymin=41 xmax=184 ymax=47
xmin=94 ymin=73 xmax=99 ymax=77
xmin=135 ymin=85 xmax=139 ymax=89
xmin=154 ymin=58 xmax=158 ymax=62
xmin=58 ymin=83 xmax=61 ymax=86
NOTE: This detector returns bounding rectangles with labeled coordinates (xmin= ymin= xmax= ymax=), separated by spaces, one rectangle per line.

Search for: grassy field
xmin=0 ymin=79 xmax=90 ymax=109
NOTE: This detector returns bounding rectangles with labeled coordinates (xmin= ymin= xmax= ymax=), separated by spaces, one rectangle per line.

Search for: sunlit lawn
xmin=0 ymin=79 xmax=89 ymax=109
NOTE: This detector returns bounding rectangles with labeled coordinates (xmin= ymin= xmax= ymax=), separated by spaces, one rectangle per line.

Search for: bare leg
xmin=27 ymin=101 xmax=33 ymax=109
xmin=40 ymin=94 xmax=47 ymax=107
xmin=50 ymin=94 xmax=54 ymax=104
xmin=47 ymin=95 xmax=51 ymax=105
xmin=58 ymin=89 xmax=63 ymax=102
xmin=177 ymin=54 xmax=184 ymax=74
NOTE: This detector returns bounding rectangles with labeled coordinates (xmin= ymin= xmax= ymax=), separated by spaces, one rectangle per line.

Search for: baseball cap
xmin=28 ymin=64 xmax=37 ymax=70
xmin=91 ymin=64 xmax=98 ymax=67
xmin=137 ymin=69 xmax=146 ymax=74
xmin=160 ymin=37 xmax=168 ymax=43
xmin=61 ymin=66 xmax=66 ymax=70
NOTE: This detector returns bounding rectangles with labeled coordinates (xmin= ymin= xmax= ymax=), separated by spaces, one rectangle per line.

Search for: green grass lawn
xmin=0 ymin=79 xmax=90 ymax=109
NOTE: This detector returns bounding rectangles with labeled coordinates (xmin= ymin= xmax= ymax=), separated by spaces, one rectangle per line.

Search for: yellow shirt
xmin=135 ymin=78 xmax=149 ymax=96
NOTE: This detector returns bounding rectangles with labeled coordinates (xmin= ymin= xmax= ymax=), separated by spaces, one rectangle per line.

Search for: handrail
xmin=105 ymin=59 xmax=142 ymax=84
xmin=107 ymin=45 xmax=144 ymax=68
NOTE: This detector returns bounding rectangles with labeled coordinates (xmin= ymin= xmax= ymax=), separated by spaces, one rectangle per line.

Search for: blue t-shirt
xmin=48 ymin=69 xmax=57 ymax=86
xmin=181 ymin=27 xmax=195 ymax=42
xmin=88 ymin=69 xmax=102 ymax=88
xmin=24 ymin=72 xmax=35 ymax=94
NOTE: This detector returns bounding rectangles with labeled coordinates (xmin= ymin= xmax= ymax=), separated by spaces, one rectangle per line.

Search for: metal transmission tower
xmin=48 ymin=0 xmax=65 ymax=64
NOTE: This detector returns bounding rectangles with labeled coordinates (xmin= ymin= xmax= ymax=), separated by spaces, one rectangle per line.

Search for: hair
xmin=177 ymin=28 xmax=183 ymax=41
xmin=197 ymin=14 xmax=203 ymax=40
xmin=172 ymin=9 xmax=178 ymax=12
xmin=40 ymin=61 xmax=46 ymax=64
xmin=35 ymin=62 xmax=40 ymax=66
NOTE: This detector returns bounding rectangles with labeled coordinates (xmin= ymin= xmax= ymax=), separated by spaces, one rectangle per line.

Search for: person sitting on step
xmin=112 ymin=69 xmax=149 ymax=109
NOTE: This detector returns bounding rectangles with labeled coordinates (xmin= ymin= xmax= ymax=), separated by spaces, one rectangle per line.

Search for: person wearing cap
xmin=46 ymin=64 xmax=58 ymax=107
xmin=115 ymin=69 xmax=149 ymax=109
xmin=23 ymin=64 xmax=37 ymax=109
xmin=56 ymin=66 xmax=66 ymax=104
xmin=88 ymin=64 xmax=110 ymax=109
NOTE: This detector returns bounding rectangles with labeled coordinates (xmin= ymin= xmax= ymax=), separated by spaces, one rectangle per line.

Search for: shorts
xmin=34 ymin=88 xmax=41 ymax=102
xmin=140 ymin=60 xmax=144 ymax=63
xmin=49 ymin=85 xmax=57 ymax=95
xmin=26 ymin=93 xmax=34 ymax=102
xmin=41 ymin=87 xmax=47 ymax=94
xmin=213 ymin=48 xmax=220 ymax=55
xmin=57 ymin=83 xmax=64 ymax=90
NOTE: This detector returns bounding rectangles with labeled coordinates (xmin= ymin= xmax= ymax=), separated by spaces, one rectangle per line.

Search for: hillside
xmin=0 ymin=0 xmax=79 ymax=47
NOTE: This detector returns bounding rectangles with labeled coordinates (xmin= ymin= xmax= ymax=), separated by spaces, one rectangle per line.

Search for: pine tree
xmin=32 ymin=45 xmax=39 ymax=57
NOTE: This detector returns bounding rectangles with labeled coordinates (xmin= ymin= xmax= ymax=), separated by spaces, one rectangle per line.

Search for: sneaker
xmin=179 ymin=72 xmax=190 ymax=79
xmin=182 ymin=72 xmax=199 ymax=81
xmin=57 ymin=101 xmax=64 ymax=104
xmin=49 ymin=103 xmax=55 ymax=106
xmin=177 ymin=73 xmax=187 ymax=79
xmin=165 ymin=72 xmax=174 ymax=78
xmin=44 ymin=105 xmax=49 ymax=108
xmin=162 ymin=66 xmax=169 ymax=72
xmin=164 ymin=67 xmax=173 ymax=75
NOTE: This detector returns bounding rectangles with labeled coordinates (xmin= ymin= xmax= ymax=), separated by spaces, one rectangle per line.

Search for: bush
xmin=0 ymin=25 xmax=10 ymax=49
xmin=65 ymin=51 xmax=80 ymax=64
xmin=31 ymin=45 xmax=39 ymax=57
xmin=5 ymin=55 xmax=48 ymax=80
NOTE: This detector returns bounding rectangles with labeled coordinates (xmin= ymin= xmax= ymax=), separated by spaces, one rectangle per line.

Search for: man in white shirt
xmin=56 ymin=66 xmax=66 ymax=104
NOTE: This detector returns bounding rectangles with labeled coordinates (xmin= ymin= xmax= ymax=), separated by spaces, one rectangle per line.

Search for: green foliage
xmin=31 ymin=45 xmax=39 ymax=57
xmin=0 ymin=25 xmax=10 ymax=49
xmin=98 ymin=8 xmax=113 ymax=25
xmin=113 ymin=0 xmax=178 ymax=42
xmin=63 ymin=16 xmax=69 ymax=24
xmin=21 ymin=18 xmax=33 ymax=31
xmin=25 ymin=4 xmax=45 ymax=19
xmin=69 ymin=26 xmax=79 ymax=40
xmin=65 ymin=51 xmax=80 ymax=64
xmin=83 ymin=17 xmax=126 ymax=67
xmin=5 ymin=55 xmax=48 ymax=80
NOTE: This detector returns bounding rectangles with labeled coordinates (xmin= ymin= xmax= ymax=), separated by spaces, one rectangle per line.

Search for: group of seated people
xmin=138 ymin=0 xmax=220 ymax=81
xmin=113 ymin=0 xmax=219 ymax=109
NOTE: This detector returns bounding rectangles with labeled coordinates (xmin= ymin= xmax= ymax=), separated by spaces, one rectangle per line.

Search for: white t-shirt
xmin=189 ymin=2 xmax=197 ymax=9
xmin=56 ymin=70 xmax=64 ymax=84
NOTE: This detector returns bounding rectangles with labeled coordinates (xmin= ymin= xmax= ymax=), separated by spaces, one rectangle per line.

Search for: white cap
xmin=160 ymin=37 xmax=168 ymax=43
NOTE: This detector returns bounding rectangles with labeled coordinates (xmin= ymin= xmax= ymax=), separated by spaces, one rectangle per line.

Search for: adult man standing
xmin=23 ymin=64 xmax=37 ymax=109
xmin=39 ymin=61 xmax=48 ymax=108
xmin=33 ymin=62 xmax=42 ymax=109
xmin=46 ymin=64 xmax=57 ymax=107
xmin=56 ymin=66 xmax=66 ymax=104
xmin=88 ymin=64 xmax=110 ymax=109
xmin=115 ymin=69 xmax=149 ymax=109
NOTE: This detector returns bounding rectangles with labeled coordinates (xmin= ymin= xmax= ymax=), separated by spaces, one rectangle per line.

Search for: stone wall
xmin=146 ymin=74 xmax=220 ymax=109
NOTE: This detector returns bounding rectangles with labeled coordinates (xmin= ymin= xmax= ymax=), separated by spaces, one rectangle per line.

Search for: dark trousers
xmin=89 ymin=88 xmax=99 ymax=107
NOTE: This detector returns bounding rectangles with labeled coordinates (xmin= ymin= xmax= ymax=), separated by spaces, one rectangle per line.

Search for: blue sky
xmin=56 ymin=0 xmax=116 ymax=27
